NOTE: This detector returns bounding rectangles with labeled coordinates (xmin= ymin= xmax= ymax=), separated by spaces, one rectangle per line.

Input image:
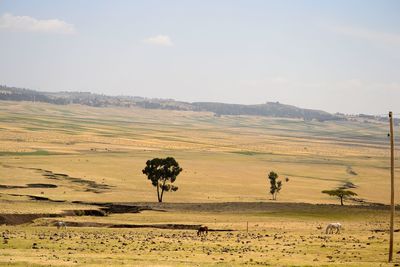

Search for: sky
xmin=0 ymin=0 xmax=399 ymax=114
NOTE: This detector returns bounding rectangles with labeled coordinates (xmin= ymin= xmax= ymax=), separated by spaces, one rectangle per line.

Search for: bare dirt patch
xmin=0 ymin=183 xmax=57 ymax=189
xmin=41 ymin=170 xmax=112 ymax=193
xmin=0 ymin=164 xmax=112 ymax=193
xmin=129 ymin=201 xmax=391 ymax=214
xmin=0 ymin=213 xmax=61 ymax=225
xmin=48 ymin=220 xmax=233 ymax=231
xmin=26 ymin=183 xmax=58 ymax=188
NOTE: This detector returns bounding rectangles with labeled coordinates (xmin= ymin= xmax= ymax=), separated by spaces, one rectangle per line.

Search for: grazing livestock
xmin=325 ymin=222 xmax=342 ymax=234
xmin=56 ymin=221 xmax=67 ymax=230
xmin=197 ymin=226 xmax=208 ymax=236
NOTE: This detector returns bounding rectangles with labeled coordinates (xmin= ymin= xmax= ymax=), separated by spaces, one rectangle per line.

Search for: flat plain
xmin=0 ymin=100 xmax=399 ymax=266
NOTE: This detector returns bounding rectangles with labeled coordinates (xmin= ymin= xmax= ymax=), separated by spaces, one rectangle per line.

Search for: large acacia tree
xmin=322 ymin=189 xmax=357 ymax=206
xmin=142 ymin=157 xmax=182 ymax=202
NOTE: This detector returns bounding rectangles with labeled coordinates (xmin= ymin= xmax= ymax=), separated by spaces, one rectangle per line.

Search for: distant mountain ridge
xmin=0 ymin=85 xmax=347 ymax=122
xmin=191 ymin=102 xmax=337 ymax=121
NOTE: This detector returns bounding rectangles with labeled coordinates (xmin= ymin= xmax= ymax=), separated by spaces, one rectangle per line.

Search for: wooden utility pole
xmin=389 ymin=111 xmax=395 ymax=262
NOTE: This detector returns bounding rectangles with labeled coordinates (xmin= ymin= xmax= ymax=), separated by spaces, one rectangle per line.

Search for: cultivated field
xmin=0 ymin=100 xmax=399 ymax=266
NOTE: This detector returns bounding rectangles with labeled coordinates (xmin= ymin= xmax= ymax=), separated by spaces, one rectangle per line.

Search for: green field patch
xmin=0 ymin=150 xmax=58 ymax=156
xmin=23 ymin=127 xmax=45 ymax=131
xmin=281 ymin=173 xmax=345 ymax=182
xmin=231 ymin=151 xmax=266 ymax=156
xmin=250 ymin=206 xmax=386 ymax=220
xmin=0 ymin=262 xmax=48 ymax=267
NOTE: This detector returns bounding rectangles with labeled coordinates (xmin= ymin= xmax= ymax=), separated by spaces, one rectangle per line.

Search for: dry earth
xmin=1 ymin=101 xmax=400 ymax=266
xmin=0 ymin=202 xmax=400 ymax=266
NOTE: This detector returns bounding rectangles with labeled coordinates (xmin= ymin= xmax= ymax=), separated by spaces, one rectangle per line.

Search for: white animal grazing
xmin=325 ymin=222 xmax=342 ymax=234
xmin=56 ymin=221 xmax=67 ymax=230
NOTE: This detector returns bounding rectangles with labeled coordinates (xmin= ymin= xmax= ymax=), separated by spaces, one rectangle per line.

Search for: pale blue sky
xmin=0 ymin=0 xmax=399 ymax=114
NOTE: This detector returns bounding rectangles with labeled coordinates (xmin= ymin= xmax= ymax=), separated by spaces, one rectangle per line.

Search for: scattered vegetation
xmin=346 ymin=166 xmax=358 ymax=176
xmin=339 ymin=181 xmax=358 ymax=190
xmin=0 ymin=150 xmax=53 ymax=156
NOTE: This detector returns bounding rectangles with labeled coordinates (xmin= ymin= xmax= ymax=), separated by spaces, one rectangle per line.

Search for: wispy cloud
xmin=143 ymin=35 xmax=173 ymax=46
xmin=331 ymin=25 xmax=400 ymax=46
xmin=0 ymin=13 xmax=75 ymax=34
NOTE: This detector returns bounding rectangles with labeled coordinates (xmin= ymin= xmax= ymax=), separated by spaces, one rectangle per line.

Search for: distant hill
xmin=191 ymin=102 xmax=338 ymax=121
xmin=0 ymin=85 xmax=350 ymax=122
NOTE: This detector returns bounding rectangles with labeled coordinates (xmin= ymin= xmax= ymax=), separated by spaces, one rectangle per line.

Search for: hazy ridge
xmin=0 ymin=85 xmax=391 ymax=123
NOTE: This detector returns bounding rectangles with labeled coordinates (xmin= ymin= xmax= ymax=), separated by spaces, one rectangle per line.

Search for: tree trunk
xmin=159 ymin=179 xmax=167 ymax=203
xmin=157 ymin=183 xmax=161 ymax=202
xmin=340 ymin=196 xmax=343 ymax=206
xmin=160 ymin=188 xmax=164 ymax=202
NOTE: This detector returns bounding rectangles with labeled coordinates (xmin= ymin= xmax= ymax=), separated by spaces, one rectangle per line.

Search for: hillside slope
xmin=0 ymin=101 xmax=397 ymax=205
xmin=0 ymin=85 xmax=340 ymax=121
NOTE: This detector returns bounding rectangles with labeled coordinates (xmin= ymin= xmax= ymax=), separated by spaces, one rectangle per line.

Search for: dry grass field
xmin=0 ymin=100 xmax=399 ymax=266
xmin=0 ymin=203 xmax=399 ymax=266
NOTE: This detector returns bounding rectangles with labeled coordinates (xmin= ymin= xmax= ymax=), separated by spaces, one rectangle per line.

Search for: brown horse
xmin=197 ymin=226 xmax=208 ymax=236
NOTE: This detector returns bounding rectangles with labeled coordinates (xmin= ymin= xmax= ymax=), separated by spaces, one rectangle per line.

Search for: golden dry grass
xmin=1 ymin=206 xmax=400 ymax=267
xmin=0 ymin=100 xmax=400 ymax=266
xmin=0 ymin=100 xmax=398 ymax=204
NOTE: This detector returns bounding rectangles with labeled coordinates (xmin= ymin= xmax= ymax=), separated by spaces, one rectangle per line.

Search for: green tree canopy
xmin=142 ymin=157 xmax=182 ymax=202
xmin=268 ymin=171 xmax=283 ymax=200
xmin=322 ymin=189 xmax=357 ymax=205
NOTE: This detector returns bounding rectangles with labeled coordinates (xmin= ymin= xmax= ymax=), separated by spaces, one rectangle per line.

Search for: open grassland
xmin=1 ymin=204 xmax=400 ymax=266
xmin=1 ymin=100 xmax=400 ymax=266
xmin=0 ymin=100 xmax=398 ymax=204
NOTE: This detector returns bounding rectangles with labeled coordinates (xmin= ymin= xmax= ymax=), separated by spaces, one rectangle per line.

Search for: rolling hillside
xmin=0 ymin=100 xmax=398 ymax=205
xmin=0 ymin=85 xmax=341 ymax=121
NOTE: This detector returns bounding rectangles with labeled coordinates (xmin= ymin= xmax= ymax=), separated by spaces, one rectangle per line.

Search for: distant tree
xmin=142 ymin=157 xmax=182 ymax=203
xmin=322 ymin=189 xmax=357 ymax=206
xmin=268 ymin=171 xmax=282 ymax=200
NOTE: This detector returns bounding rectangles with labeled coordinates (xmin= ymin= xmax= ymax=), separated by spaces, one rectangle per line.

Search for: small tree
xmin=322 ymin=189 xmax=357 ymax=206
xmin=268 ymin=171 xmax=282 ymax=200
xmin=142 ymin=157 xmax=182 ymax=203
